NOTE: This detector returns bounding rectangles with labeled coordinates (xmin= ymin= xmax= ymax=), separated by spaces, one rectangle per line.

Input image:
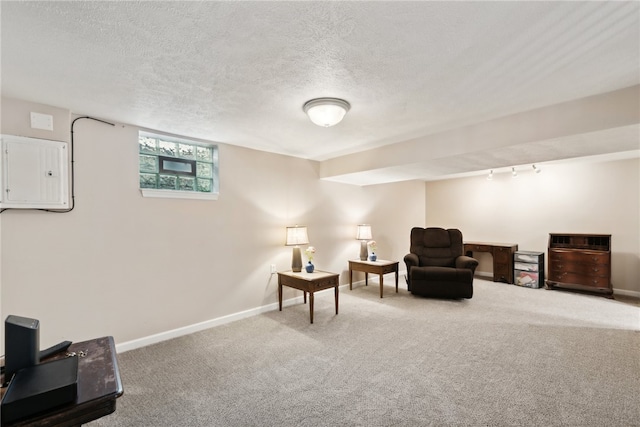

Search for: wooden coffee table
xmin=349 ymin=259 xmax=399 ymax=298
xmin=277 ymin=270 xmax=339 ymax=324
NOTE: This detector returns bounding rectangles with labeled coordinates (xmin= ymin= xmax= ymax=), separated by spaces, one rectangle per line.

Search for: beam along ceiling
xmin=1 ymin=2 xmax=639 ymax=185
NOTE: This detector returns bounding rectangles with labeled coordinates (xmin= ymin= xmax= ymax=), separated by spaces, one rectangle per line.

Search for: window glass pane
xmin=139 ymin=137 xmax=157 ymax=154
xmin=140 ymin=173 xmax=157 ymax=188
xmin=178 ymin=143 xmax=195 ymax=159
xmin=177 ymin=176 xmax=195 ymax=191
xmin=140 ymin=155 xmax=158 ymax=173
xmin=197 ymin=162 xmax=213 ymax=178
xmin=159 ymin=175 xmax=177 ymax=190
xmin=162 ymin=159 xmax=194 ymax=174
xmin=197 ymin=178 xmax=212 ymax=192
xmin=158 ymin=140 xmax=177 ymax=156
xmin=196 ymin=146 xmax=213 ymax=162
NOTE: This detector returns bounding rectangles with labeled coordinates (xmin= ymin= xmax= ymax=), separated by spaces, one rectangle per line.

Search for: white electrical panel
xmin=0 ymin=134 xmax=69 ymax=209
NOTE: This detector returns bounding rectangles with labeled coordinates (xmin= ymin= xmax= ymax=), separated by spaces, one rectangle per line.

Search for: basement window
xmin=138 ymin=132 xmax=219 ymax=200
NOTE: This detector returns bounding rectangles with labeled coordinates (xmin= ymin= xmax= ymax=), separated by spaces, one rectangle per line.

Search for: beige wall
xmin=425 ymin=157 xmax=640 ymax=294
xmin=3 ymin=96 xmax=636 ymax=354
xmin=0 ymin=97 xmax=425 ymax=351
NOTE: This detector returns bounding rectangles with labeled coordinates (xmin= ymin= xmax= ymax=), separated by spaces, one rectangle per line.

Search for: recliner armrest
xmin=455 ymin=256 xmax=479 ymax=274
xmin=404 ymin=253 xmax=419 ymax=268
xmin=404 ymin=253 xmax=420 ymax=289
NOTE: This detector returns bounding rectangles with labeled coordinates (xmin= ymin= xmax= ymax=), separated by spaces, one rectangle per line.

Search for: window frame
xmin=138 ymin=131 xmax=219 ymax=200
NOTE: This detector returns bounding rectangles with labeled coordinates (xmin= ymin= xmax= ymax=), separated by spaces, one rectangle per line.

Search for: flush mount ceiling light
xmin=302 ymin=98 xmax=351 ymax=127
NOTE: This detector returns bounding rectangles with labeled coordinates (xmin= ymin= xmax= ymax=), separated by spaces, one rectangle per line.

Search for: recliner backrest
xmin=409 ymin=227 xmax=464 ymax=267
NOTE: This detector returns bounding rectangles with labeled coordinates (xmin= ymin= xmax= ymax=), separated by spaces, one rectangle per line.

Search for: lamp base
xmin=359 ymin=241 xmax=368 ymax=261
xmin=291 ymin=247 xmax=303 ymax=272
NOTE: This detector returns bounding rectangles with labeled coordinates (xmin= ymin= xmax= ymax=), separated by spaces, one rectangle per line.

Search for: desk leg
xmin=349 ymin=269 xmax=353 ymax=290
xmin=309 ymin=292 xmax=314 ymax=324
xmin=379 ymin=273 xmax=384 ymax=298
xmin=395 ymin=269 xmax=399 ymax=293
xmin=335 ymin=286 xmax=339 ymax=315
xmin=278 ymin=282 xmax=283 ymax=311
xmin=303 ymin=291 xmax=307 ymax=304
xmin=365 ymin=272 xmax=368 ymax=286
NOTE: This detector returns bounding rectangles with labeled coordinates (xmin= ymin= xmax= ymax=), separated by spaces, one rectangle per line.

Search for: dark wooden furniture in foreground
xmin=278 ymin=270 xmax=339 ymax=323
xmin=349 ymin=259 xmax=399 ymax=298
xmin=1 ymin=336 xmax=123 ymax=427
xmin=464 ymin=241 xmax=518 ymax=284
xmin=546 ymin=233 xmax=613 ymax=298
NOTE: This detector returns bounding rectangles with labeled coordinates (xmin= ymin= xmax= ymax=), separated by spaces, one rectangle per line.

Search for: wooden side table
xmin=348 ymin=260 xmax=399 ymax=298
xmin=277 ymin=270 xmax=339 ymax=324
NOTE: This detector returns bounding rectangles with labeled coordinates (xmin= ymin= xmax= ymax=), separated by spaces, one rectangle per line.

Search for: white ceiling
xmin=1 ymin=1 xmax=639 ymax=185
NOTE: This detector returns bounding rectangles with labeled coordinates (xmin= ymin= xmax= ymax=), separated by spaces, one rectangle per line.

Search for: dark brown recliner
xmin=404 ymin=227 xmax=478 ymax=299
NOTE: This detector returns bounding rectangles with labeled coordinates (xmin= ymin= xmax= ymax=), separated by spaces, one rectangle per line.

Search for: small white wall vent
xmin=1 ymin=134 xmax=69 ymax=209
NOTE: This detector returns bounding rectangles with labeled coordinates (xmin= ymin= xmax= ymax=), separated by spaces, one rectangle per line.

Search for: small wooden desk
xmin=1 ymin=336 xmax=123 ymax=427
xmin=349 ymin=259 xmax=399 ymax=298
xmin=464 ymin=241 xmax=518 ymax=284
xmin=278 ymin=270 xmax=339 ymax=324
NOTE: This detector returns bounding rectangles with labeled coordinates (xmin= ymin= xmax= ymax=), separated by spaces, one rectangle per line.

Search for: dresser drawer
xmin=548 ymin=271 xmax=610 ymax=288
xmin=550 ymin=262 xmax=609 ymax=277
xmin=494 ymin=248 xmax=512 ymax=263
xmin=515 ymin=270 xmax=543 ymax=288
xmin=549 ymin=249 xmax=609 ymax=265
xmin=466 ymin=244 xmax=491 ymax=252
xmin=514 ymin=262 xmax=538 ymax=272
xmin=514 ymin=252 xmax=544 ymax=263
xmin=314 ymin=277 xmax=338 ymax=289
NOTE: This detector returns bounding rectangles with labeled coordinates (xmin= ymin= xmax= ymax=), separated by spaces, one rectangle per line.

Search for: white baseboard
xmin=117 ymin=272 xmax=407 ymax=353
xmin=475 ymin=271 xmax=494 ymax=279
xmin=613 ymin=288 xmax=640 ymax=298
xmin=118 ymin=270 xmax=636 ymax=354
xmin=116 ymin=296 xmax=305 ymax=353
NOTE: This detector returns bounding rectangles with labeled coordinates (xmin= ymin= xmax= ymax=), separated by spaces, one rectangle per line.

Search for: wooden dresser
xmin=546 ymin=233 xmax=612 ymax=298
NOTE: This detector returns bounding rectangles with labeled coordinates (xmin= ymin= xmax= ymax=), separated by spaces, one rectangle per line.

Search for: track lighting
xmin=484 ymin=164 xmax=542 ymax=179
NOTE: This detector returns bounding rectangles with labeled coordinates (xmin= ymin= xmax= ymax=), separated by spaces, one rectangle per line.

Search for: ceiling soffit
xmin=320 ymin=86 xmax=640 ymax=184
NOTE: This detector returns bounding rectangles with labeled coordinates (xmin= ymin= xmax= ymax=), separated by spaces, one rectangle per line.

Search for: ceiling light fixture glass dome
xmin=303 ymin=98 xmax=351 ymax=127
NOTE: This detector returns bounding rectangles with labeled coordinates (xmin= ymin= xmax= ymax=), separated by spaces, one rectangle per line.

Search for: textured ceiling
xmin=1 ymin=1 xmax=639 ymax=184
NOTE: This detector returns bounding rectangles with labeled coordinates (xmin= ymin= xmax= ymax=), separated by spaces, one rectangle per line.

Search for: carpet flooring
xmin=88 ymin=279 xmax=640 ymax=427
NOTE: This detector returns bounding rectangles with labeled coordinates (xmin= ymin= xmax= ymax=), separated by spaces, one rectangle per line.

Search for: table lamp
xmin=286 ymin=226 xmax=309 ymax=272
xmin=356 ymin=224 xmax=372 ymax=261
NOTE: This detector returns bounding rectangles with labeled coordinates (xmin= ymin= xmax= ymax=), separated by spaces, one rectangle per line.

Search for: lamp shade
xmin=303 ymin=98 xmax=350 ymax=127
xmin=285 ymin=226 xmax=309 ymax=246
xmin=356 ymin=224 xmax=372 ymax=240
